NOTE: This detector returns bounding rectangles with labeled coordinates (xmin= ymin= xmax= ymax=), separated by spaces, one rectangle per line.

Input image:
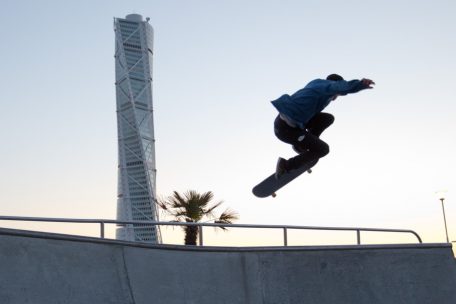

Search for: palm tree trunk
xmin=184 ymin=225 xmax=198 ymax=245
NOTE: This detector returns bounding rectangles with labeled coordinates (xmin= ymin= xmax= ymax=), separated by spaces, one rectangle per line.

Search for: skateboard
xmin=252 ymin=159 xmax=318 ymax=198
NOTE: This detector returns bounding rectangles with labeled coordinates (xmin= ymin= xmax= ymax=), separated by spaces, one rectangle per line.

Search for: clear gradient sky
xmin=0 ymin=0 xmax=455 ymax=245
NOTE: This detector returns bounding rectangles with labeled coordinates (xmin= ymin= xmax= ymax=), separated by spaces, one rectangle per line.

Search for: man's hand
xmin=361 ymin=78 xmax=375 ymax=89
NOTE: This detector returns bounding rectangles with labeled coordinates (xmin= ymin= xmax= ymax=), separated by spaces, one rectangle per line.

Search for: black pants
xmin=274 ymin=112 xmax=334 ymax=170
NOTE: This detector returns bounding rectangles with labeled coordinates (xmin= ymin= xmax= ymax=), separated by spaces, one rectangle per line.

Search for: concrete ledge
xmin=1 ymin=227 xmax=456 ymax=304
xmin=0 ymin=227 xmax=450 ymax=252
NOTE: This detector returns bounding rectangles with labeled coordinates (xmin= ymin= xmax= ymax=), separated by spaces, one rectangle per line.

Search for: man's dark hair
xmin=326 ymin=74 xmax=344 ymax=81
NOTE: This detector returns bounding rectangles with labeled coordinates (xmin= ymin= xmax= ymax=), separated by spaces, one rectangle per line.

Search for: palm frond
xmin=204 ymin=200 xmax=224 ymax=220
xmin=214 ymin=208 xmax=240 ymax=230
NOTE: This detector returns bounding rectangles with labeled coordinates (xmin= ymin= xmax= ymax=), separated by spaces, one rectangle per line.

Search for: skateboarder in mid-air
xmin=272 ymin=74 xmax=375 ymax=178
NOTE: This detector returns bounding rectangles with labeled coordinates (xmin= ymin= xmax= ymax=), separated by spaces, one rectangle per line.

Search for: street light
xmin=436 ymin=190 xmax=449 ymax=243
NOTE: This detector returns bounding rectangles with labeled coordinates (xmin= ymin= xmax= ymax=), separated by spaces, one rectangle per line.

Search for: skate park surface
xmin=0 ymin=227 xmax=455 ymax=304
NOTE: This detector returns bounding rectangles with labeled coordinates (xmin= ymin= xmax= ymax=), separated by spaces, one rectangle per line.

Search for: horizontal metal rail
xmin=0 ymin=215 xmax=422 ymax=245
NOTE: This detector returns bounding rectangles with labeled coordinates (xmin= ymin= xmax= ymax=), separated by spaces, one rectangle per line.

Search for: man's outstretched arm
xmin=325 ymin=78 xmax=375 ymax=95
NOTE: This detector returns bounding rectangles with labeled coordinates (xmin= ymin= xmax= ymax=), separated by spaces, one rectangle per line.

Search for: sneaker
xmin=275 ymin=157 xmax=288 ymax=179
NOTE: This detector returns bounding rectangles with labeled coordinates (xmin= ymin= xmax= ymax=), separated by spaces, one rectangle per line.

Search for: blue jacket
xmin=271 ymin=79 xmax=368 ymax=129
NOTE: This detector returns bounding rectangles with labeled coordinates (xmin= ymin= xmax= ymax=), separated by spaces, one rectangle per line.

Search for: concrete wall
xmin=0 ymin=228 xmax=455 ymax=304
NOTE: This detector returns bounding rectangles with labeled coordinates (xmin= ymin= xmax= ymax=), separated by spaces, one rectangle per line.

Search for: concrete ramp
xmin=0 ymin=228 xmax=455 ymax=304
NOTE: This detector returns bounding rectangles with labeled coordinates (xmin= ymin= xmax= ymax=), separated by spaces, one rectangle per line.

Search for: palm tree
xmin=158 ymin=190 xmax=239 ymax=245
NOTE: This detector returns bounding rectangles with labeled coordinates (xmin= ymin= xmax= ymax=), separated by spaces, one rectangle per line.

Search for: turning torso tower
xmin=114 ymin=14 xmax=161 ymax=243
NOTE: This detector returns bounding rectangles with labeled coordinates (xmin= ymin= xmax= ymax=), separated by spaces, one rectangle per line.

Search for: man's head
xmin=326 ymin=74 xmax=344 ymax=81
xmin=326 ymin=74 xmax=344 ymax=101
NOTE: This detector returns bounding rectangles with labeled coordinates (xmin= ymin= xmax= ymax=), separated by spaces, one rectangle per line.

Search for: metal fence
xmin=0 ymin=215 xmax=422 ymax=246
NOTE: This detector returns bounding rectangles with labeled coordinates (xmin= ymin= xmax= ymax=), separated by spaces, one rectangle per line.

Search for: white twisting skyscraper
xmin=114 ymin=14 xmax=161 ymax=243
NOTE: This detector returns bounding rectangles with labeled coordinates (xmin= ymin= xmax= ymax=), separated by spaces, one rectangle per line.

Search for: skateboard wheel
xmin=272 ymin=192 xmax=277 ymax=198
xmin=307 ymin=169 xmax=312 ymax=173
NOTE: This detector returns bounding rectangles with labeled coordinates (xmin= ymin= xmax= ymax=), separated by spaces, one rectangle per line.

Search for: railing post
xmin=412 ymin=231 xmax=423 ymax=243
xmin=283 ymin=228 xmax=288 ymax=246
xmin=100 ymin=222 xmax=105 ymax=239
xmin=199 ymin=225 xmax=203 ymax=246
xmin=356 ymin=230 xmax=361 ymax=245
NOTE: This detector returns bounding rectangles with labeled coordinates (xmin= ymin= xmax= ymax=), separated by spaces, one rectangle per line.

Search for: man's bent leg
xmin=286 ymin=133 xmax=329 ymax=170
xmin=274 ymin=115 xmax=304 ymax=144
xmin=306 ymin=113 xmax=334 ymax=137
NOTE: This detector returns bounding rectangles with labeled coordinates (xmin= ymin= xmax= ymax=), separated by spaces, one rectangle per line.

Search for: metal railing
xmin=0 ymin=215 xmax=423 ymax=246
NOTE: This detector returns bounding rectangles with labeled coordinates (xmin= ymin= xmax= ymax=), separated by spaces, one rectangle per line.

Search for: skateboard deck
xmin=252 ymin=159 xmax=318 ymax=198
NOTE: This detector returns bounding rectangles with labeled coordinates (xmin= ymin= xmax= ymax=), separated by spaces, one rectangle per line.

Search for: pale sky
xmin=0 ymin=0 xmax=455 ymax=246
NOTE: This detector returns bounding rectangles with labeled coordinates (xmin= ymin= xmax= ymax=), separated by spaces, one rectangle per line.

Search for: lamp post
xmin=436 ymin=191 xmax=449 ymax=243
